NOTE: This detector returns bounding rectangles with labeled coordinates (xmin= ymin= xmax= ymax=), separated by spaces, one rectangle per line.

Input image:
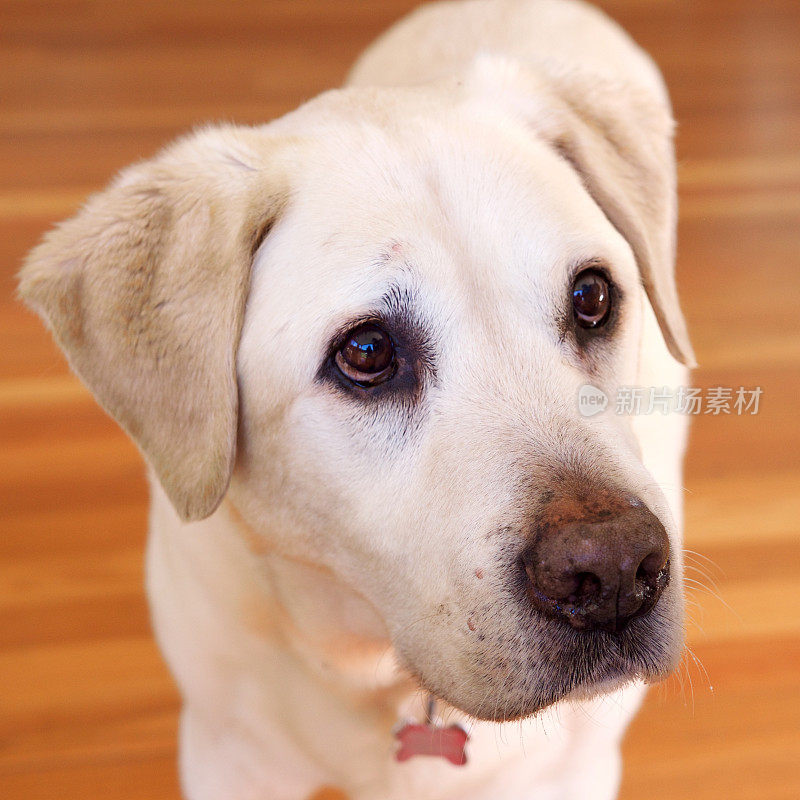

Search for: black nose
xmin=521 ymin=491 xmax=670 ymax=633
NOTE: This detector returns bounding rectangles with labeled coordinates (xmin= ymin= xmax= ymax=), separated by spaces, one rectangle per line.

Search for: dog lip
xmin=412 ymin=625 xmax=668 ymax=723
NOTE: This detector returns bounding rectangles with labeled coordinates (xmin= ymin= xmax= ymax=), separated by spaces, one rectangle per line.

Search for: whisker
xmin=684 ymin=644 xmax=713 ymax=694
xmin=683 ymin=564 xmax=724 ymax=598
xmin=683 ymin=576 xmax=739 ymax=620
xmin=683 ymin=548 xmax=724 ymax=574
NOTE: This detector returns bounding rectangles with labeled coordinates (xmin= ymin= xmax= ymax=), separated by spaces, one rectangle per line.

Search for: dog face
xmin=19 ymin=74 xmax=691 ymax=720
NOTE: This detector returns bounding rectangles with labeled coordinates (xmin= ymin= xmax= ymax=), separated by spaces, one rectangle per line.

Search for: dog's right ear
xmin=18 ymin=125 xmax=289 ymax=522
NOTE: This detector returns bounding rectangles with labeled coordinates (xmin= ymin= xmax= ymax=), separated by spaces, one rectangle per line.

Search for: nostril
xmin=636 ymin=552 xmax=667 ymax=585
xmin=574 ymin=572 xmax=601 ymax=603
xmin=633 ymin=554 xmax=671 ymax=619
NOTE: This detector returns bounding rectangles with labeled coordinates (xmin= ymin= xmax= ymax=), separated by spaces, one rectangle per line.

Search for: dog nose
xmin=521 ymin=491 xmax=670 ymax=633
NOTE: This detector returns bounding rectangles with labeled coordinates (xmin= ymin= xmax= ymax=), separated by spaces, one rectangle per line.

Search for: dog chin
xmin=446 ymin=665 xmax=645 ymax=723
xmin=442 ymin=661 xmax=668 ymax=723
xmin=417 ymin=615 xmax=682 ymax=723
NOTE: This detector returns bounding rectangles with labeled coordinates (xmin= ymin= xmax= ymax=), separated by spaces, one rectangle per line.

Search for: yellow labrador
xmin=20 ymin=1 xmax=693 ymax=798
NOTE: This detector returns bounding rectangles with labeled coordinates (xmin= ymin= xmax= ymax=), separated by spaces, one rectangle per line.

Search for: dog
xmin=19 ymin=1 xmax=694 ymax=797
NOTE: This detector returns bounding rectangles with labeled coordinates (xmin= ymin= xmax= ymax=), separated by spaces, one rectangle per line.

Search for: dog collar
xmin=393 ymin=695 xmax=469 ymax=766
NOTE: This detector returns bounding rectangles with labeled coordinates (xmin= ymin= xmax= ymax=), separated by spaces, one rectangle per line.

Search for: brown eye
xmin=572 ymin=270 xmax=611 ymax=328
xmin=335 ymin=323 xmax=396 ymax=386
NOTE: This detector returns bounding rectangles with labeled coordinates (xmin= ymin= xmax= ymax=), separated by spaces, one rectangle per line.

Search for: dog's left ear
xmin=470 ymin=58 xmax=695 ymax=367
xmin=18 ymin=125 xmax=290 ymax=521
xmin=540 ymin=69 xmax=695 ymax=368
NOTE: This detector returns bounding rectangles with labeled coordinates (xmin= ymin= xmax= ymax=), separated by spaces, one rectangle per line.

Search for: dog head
xmin=19 ymin=67 xmax=692 ymax=720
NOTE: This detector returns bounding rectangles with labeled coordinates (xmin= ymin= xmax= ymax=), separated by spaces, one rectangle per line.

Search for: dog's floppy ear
xmin=470 ymin=57 xmax=695 ymax=367
xmin=18 ymin=125 xmax=288 ymax=521
xmin=537 ymin=68 xmax=695 ymax=367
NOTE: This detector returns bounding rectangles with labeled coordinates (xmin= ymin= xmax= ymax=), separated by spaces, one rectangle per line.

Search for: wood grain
xmin=1 ymin=1 xmax=798 ymax=798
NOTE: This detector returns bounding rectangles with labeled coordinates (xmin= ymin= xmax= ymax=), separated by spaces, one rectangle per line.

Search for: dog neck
xmin=228 ymin=497 xmax=409 ymax=694
xmin=148 ymin=482 xmax=417 ymax=708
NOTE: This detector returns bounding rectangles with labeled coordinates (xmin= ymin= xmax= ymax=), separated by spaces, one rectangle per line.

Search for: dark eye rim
xmin=331 ymin=319 xmax=398 ymax=388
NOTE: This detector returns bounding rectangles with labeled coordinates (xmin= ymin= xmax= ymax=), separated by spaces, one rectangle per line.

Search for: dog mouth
xmin=486 ymin=638 xmax=667 ymax=721
xmin=401 ymin=591 xmax=682 ymax=723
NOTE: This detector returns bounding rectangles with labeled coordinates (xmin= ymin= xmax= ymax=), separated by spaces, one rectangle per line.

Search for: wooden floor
xmin=1 ymin=1 xmax=799 ymax=797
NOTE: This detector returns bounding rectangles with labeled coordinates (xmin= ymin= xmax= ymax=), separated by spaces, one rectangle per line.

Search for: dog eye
xmin=572 ymin=270 xmax=611 ymax=328
xmin=334 ymin=323 xmax=396 ymax=386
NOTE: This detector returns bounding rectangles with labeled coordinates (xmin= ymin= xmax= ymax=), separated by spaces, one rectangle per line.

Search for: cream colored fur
xmin=19 ymin=1 xmax=692 ymax=798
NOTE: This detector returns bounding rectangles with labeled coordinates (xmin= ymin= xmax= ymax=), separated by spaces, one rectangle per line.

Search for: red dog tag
xmin=394 ymin=722 xmax=469 ymax=766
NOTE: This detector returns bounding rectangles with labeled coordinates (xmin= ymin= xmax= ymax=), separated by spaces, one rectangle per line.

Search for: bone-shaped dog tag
xmin=394 ymin=721 xmax=469 ymax=765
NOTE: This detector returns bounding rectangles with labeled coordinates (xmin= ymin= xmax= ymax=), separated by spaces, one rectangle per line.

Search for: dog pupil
xmin=344 ymin=326 xmax=392 ymax=372
xmin=573 ymin=271 xmax=609 ymax=326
